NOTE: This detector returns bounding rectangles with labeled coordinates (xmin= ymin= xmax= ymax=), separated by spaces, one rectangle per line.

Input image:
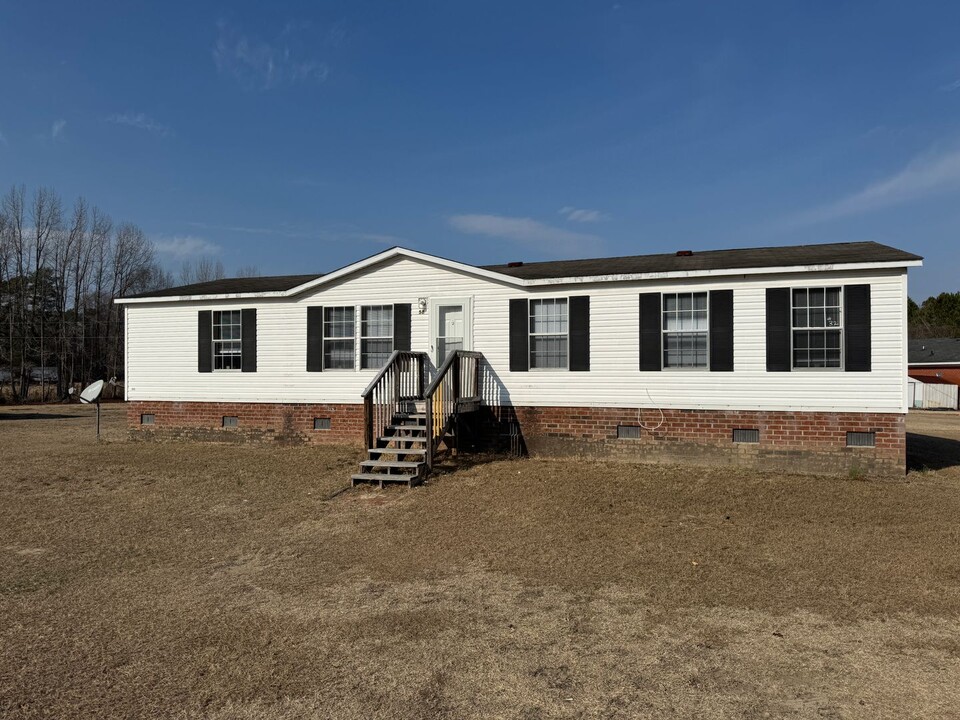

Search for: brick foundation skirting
xmin=498 ymin=406 xmax=905 ymax=477
xmin=127 ymin=401 xmax=905 ymax=476
xmin=127 ymin=401 xmax=363 ymax=445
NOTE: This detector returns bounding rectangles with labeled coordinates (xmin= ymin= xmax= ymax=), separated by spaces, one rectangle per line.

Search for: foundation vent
xmin=314 ymin=417 xmax=332 ymax=431
xmin=140 ymin=413 xmax=155 ymax=425
xmin=846 ymin=431 xmax=875 ymax=447
xmin=732 ymin=428 xmax=760 ymax=443
xmin=617 ymin=425 xmax=641 ymax=440
xmin=222 ymin=416 xmax=239 ymax=429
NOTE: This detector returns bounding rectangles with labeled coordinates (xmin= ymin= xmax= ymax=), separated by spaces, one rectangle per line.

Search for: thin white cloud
xmin=559 ymin=206 xmax=609 ymax=223
xmin=213 ymin=20 xmax=330 ymax=91
xmin=789 ymin=145 xmax=960 ymax=227
xmin=107 ymin=112 xmax=172 ymax=137
xmin=448 ymin=214 xmax=601 ymax=256
xmin=939 ymin=79 xmax=960 ymax=92
xmin=153 ymin=235 xmax=222 ymax=258
xmin=51 ymin=119 xmax=66 ymax=141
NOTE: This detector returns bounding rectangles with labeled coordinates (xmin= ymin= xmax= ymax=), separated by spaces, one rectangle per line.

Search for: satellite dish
xmin=79 ymin=380 xmax=105 ymax=439
xmin=79 ymin=380 xmax=104 ymax=405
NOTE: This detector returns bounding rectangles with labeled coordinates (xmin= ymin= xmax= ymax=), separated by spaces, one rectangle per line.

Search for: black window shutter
xmin=844 ymin=284 xmax=871 ymax=372
xmin=509 ymin=299 xmax=529 ymax=372
xmin=393 ymin=303 xmax=412 ymax=352
xmin=306 ymin=306 xmax=324 ymax=372
xmin=241 ymin=308 xmax=257 ymax=373
xmin=709 ymin=289 xmax=734 ymax=372
xmin=569 ymin=296 xmax=590 ymax=371
xmin=639 ymin=293 xmax=662 ymax=371
xmin=766 ymin=288 xmax=791 ymax=372
xmin=198 ymin=310 xmax=212 ymax=373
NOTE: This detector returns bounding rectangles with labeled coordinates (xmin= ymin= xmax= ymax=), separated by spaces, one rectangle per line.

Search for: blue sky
xmin=1 ymin=0 xmax=958 ymax=298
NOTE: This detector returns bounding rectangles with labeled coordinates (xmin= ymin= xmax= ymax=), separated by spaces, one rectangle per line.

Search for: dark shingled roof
xmin=126 ymin=241 xmax=920 ymax=299
xmin=909 ymin=338 xmax=960 ymax=365
xmin=482 ymin=241 xmax=921 ymax=280
xmin=126 ymin=274 xmax=321 ymax=299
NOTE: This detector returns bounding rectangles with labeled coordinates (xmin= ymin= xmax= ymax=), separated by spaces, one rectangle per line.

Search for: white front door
xmin=431 ymin=298 xmax=472 ymax=365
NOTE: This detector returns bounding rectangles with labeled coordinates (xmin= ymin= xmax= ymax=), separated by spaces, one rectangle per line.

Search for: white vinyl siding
xmin=124 ymin=255 xmax=910 ymax=413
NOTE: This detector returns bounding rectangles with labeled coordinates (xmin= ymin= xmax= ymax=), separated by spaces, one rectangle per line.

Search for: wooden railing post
xmin=425 ymin=390 xmax=434 ymax=472
xmin=452 ymin=354 xmax=461 ymax=404
xmin=417 ymin=354 xmax=425 ymax=399
xmin=363 ymin=393 xmax=373 ymax=451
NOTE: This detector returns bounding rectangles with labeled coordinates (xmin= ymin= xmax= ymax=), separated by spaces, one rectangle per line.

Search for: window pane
xmin=679 ymin=294 xmax=692 ymax=312
xmin=825 ymin=287 xmax=841 ymax=306
xmin=693 ymin=310 xmax=708 ymax=330
xmin=530 ymin=335 xmax=568 ymax=369
xmin=809 ymin=288 xmax=825 ymax=307
xmin=826 ymin=307 xmax=841 ymax=327
xmin=324 ymin=339 xmax=354 ymax=369
xmin=809 ymin=308 xmax=825 ymax=328
xmin=826 ymin=330 xmax=841 ymax=349
xmin=663 ymin=331 xmax=707 ymax=368
xmin=362 ymin=306 xmax=392 ymax=337
xmin=664 ymin=294 xmax=677 ymax=312
xmin=361 ymin=339 xmax=392 ymax=369
xmin=793 ymin=289 xmax=807 ymax=308
xmin=793 ymin=309 xmax=807 ymax=328
xmin=693 ymin=293 xmax=707 ymax=310
xmin=530 ymin=299 xmax=568 ymax=335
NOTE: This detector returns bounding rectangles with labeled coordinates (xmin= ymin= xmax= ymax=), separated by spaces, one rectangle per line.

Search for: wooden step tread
xmin=361 ymin=460 xmax=422 ymax=469
xmin=379 ymin=436 xmax=426 ymax=444
xmin=368 ymin=447 xmax=426 ymax=455
xmin=351 ymin=473 xmax=418 ymax=485
xmin=386 ymin=425 xmax=427 ymax=432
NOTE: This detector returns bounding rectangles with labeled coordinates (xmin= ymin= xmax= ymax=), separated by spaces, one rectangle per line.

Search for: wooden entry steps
xmin=351 ymin=412 xmax=428 ymax=488
xmin=353 ymin=350 xmax=484 ymax=489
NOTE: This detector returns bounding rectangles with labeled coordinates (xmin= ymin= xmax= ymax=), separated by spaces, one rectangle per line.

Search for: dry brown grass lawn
xmin=2 ymin=404 xmax=960 ymax=719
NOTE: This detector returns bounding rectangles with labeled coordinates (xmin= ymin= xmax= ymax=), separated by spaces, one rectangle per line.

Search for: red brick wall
xmin=127 ymin=401 xmax=363 ymax=445
xmin=127 ymin=401 xmax=906 ymax=476
xmin=497 ymin=406 xmax=905 ymax=477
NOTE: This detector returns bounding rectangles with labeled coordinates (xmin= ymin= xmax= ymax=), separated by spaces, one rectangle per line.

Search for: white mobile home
xmin=116 ymin=241 xmax=922 ymax=481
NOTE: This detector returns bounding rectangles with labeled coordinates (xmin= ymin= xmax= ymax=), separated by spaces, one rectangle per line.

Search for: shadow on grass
xmin=907 ymin=432 xmax=960 ymax=472
xmin=0 ymin=412 xmax=80 ymax=421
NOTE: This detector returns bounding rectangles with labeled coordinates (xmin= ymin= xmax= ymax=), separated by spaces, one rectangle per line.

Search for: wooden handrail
xmin=362 ymin=351 xmax=427 ymax=451
xmin=424 ymin=350 xmax=484 ymax=471
xmin=361 ymin=350 xmax=425 ymax=397
xmin=424 ymin=350 xmax=482 ymax=398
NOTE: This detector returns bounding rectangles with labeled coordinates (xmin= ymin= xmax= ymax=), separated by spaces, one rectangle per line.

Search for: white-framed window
xmin=529 ymin=298 xmax=568 ymax=369
xmin=212 ymin=310 xmax=242 ymax=370
xmin=323 ymin=306 xmax=355 ymax=370
xmin=792 ymin=287 xmax=842 ymax=368
xmin=361 ymin=305 xmax=393 ymax=369
xmin=662 ymin=292 xmax=708 ymax=368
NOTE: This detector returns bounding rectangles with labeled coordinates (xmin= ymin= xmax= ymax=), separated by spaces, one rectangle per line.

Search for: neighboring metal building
xmin=116 ymin=241 xmax=921 ymax=477
xmin=908 ymin=338 xmax=960 ymax=410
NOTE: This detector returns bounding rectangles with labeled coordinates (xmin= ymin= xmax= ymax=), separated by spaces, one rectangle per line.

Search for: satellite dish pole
xmin=79 ymin=379 xmax=105 ymax=439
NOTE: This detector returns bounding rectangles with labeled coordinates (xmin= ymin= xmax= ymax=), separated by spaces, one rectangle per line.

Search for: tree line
xmin=909 ymin=293 xmax=960 ymax=339
xmin=0 ymin=183 xmax=254 ymax=402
